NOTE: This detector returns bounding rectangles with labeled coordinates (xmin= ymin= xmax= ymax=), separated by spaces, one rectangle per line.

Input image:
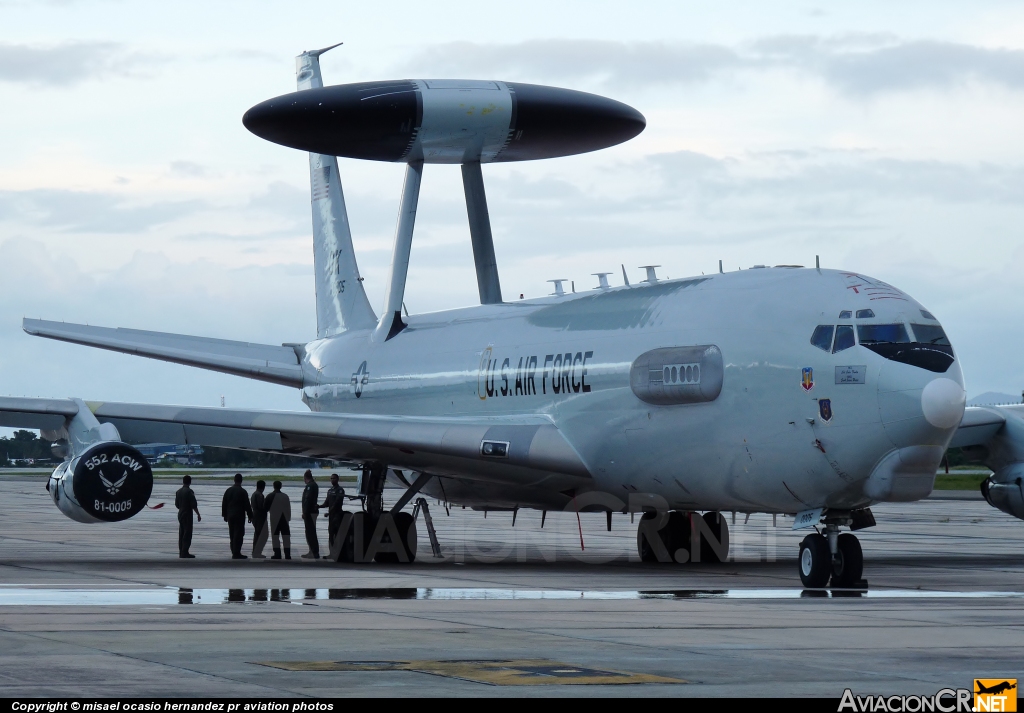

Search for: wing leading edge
xmin=0 ymin=397 xmax=591 ymax=489
xmin=22 ymin=319 xmax=306 ymax=388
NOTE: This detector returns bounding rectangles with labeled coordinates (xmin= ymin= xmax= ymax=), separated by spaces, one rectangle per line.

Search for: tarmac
xmin=0 ymin=473 xmax=1021 ymax=698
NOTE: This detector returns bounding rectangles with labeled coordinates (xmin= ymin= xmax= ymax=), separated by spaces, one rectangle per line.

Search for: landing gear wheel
xmin=335 ymin=511 xmax=368 ymax=563
xmin=637 ymin=511 xmax=691 ymax=563
xmin=699 ymin=511 xmax=729 ymax=564
xmin=829 ymin=533 xmax=863 ymax=588
xmin=374 ymin=512 xmax=418 ymax=564
xmin=638 ymin=512 xmax=662 ymax=562
xmin=798 ymin=533 xmax=831 ymax=588
xmin=666 ymin=511 xmax=692 ymax=563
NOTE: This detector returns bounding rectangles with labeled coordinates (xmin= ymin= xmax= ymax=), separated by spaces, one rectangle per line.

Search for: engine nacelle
xmin=48 ymin=441 xmax=153 ymax=523
xmin=981 ymin=463 xmax=1024 ymax=521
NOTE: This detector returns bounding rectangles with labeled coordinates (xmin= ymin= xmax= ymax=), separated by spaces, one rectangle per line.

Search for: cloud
xmin=403 ymin=40 xmax=741 ymax=88
xmin=401 ymin=36 xmax=1024 ymax=95
xmin=0 ymin=41 xmax=160 ymax=86
xmin=642 ymin=149 xmax=1024 ymax=205
xmin=749 ymin=35 xmax=1024 ymax=94
xmin=168 ymin=161 xmax=209 ymax=178
xmin=0 ymin=189 xmax=206 ymax=233
xmin=0 ymin=237 xmax=312 ymax=410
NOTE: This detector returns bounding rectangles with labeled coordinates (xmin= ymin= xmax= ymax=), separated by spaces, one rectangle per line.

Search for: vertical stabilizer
xmin=297 ymin=46 xmax=377 ymax=337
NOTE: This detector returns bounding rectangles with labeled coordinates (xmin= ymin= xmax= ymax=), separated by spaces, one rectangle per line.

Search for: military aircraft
xmin=2 ymin=45 xmax=1022 ymax=587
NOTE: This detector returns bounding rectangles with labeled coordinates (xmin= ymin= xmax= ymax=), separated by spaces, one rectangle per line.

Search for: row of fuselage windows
xmin=810 ymin=322 xmax=950 ymax=353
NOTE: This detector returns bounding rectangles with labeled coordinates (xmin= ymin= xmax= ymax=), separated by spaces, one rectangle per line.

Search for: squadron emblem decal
xmin=99 ymin=470 xmax=128 ymax=495
xmin=801 ymin=367 xmax=814 ymax=392
xmin=818 ymin=398 xmax=833 ymax=423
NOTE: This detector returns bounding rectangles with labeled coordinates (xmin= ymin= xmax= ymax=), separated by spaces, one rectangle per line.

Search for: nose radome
xmin=921 ymin=377 xmax=966 ymax=429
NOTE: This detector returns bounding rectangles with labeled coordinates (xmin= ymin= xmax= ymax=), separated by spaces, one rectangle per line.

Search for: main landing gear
xmin=323 ymin=463 xmax=419 ymax=564
xmin=798 ymin=523 xmax=864 ymax=588
xmin=637 ymin=510 xmax=729 ymax=563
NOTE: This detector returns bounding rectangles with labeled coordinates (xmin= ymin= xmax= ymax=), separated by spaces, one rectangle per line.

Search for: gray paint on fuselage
xmin=299 ymin=266 xmax=964 ymax=514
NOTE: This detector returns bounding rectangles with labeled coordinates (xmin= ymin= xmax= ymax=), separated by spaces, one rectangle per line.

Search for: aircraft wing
xmin=0 ymin=397 xmax=590 ymax=487
xmin=23 ymin=319 xmax=305 ymax=388
xmin=948 ymin=406 xmax=1008 ymax=448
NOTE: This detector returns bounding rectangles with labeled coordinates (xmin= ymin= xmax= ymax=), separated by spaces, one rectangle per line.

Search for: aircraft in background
xmin=2 ymin=45 xmax=1021 ymax=587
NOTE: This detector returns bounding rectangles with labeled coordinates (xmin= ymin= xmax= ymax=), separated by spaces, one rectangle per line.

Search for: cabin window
xmin=810 ymin=325 xmax=834 ymax=352
xmin=910 ymin=324 xmax=951 ymax=346
xmin=857 ymin=323 xmax=910 ymax=344
xmin=833 ymin=325 xmax=856 ymax=353
xmin=856 ymin=309 xmax=875 ymax=319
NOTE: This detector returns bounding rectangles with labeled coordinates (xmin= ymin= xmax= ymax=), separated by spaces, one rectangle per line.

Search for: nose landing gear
xmin=798 ymin=519 xmax=865 ymax=588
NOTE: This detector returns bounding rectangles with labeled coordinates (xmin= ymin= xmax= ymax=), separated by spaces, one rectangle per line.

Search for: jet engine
xmin=47 ymin=441 xmax=153 ymax=523
xmin=981 ymin=464 xmax=1024 ymax=521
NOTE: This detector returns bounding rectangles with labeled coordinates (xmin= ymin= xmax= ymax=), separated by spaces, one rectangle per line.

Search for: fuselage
xmin=300 ymin=266 xmax=965 ymax=514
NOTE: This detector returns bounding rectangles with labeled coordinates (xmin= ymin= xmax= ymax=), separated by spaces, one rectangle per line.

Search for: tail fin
xmin=297 ymin=45 xmax=377 ymax=337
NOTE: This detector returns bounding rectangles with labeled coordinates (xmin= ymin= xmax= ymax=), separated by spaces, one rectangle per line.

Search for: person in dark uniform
xmin=265 ymin=480 xmax=291 ymax=559
xmin=221 ymin=473 xmax=253 ymax=559
xmin=301 ymin=470 xmax=320 ymax=559
xmin=174 ymin=475 xmax=201 ymax=558
xmin=251 ymin=480 xmax=268 ymax=559
xmin=319 ymin=473 xmax=346 ymax=551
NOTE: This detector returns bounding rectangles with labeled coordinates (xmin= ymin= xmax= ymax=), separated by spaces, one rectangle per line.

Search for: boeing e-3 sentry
xmin=2 ymin=45 xmax=1022 ymax=587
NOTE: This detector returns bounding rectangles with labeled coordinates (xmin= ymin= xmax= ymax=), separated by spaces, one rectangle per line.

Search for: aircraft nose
xmin=877 ymin=358 xmax=965 ymax=448
xmin=920 ymin=377 xmax=966 ymax=429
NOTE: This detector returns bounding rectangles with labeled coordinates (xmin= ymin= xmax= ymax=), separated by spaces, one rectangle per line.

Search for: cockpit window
xmin=911 ymin=323 xmax=951 ymax=345
xmin=857 ymin=323 xmax=910 ymax=344
xmin=810 ymin=325 xmax=835 ymax=352
xmin=833 ymin=325 xmax=856 ymax=353
xmin=920 ymin=309 xmax=936 ymax=320
xmin=856 ymin=309 xmax=875 ymax=319
xmin=839 ymin=310 xmax=852 ymax=319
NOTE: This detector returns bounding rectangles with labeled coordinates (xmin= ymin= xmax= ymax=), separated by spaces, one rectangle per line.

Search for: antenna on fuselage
xmin=640 ymin=265 xmax=660 ymax=283
xmin=548 ymin=279 xmax=568 ymax=296
xmin=593 ymin=273 xmax=612 ymax=289
xmin=816 ymin=255 xmax=821 ymax=273
xmin=718 ymin=260 xmax=723 ymax=274
xmin=621 ymin=264 xmax=630 ymax=287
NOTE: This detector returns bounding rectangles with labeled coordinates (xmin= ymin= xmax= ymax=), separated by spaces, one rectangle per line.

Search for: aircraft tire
xmin=373 ymin=512 xmax=417 ymax=564
xmin=334 ymin=512 xmax=364 ymax=563
xmin=798 ymin=533 xmax=831 ymax=588
xmin=668 ymin=511 xmax=692 ymax=563
xmin=637 ymin=512 xmax=662 ymax=562
xmin=829 ymin=533 xmax=863 ymax=588
xmin=699 ymin=511 xmax=729 ymax=564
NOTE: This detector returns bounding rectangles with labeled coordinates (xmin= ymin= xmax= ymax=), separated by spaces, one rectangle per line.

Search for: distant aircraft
xmin=2 ymin=45 xmax=1022 ymax=587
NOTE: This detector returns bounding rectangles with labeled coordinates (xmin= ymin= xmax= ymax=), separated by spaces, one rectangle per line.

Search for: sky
xmin=1 ymin=0 xmax=1023 ymax=428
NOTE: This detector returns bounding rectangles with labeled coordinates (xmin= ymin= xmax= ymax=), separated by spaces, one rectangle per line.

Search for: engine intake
xmin=981 ymin=464 xmax=1024 ymax=521
xmin=48 ymin=441 xmax=154 ymax=523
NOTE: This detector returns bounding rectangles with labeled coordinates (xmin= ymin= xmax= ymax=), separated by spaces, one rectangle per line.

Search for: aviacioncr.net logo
xmin=839 ymin=688 xmax=973 ymax=712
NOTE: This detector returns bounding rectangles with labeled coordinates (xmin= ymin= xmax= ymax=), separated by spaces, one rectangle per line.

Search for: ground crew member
xmin=301 ymin=470 xmax=320 ymax=559
xmin=319 ymin=473 xmax=346 ymax=550
xmin=265 ymin=480 xmax=292 ymax=559
xmin=174 ymin=475 xmax=201 ymax=558
xmin=251 ymin=480 xmax=268 ymax=559
xmin=221 ymin=473 xmax=253 ymax=559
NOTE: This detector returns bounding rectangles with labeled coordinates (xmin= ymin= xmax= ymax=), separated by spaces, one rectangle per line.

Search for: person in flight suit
xmin=174 ymin=475 xmax=201 ymax=558
xmin=221 ymin=473 xmax=253 ymax=559
xmin=301 ymin=470 xmax=321 ymax=559
xmin=319 ymin=473 xmax=346 ymax=551
xmin=251 ymin=480 xmax=268 ymax=559
xmin=264 ymin=480 xmax=292 ymax=559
